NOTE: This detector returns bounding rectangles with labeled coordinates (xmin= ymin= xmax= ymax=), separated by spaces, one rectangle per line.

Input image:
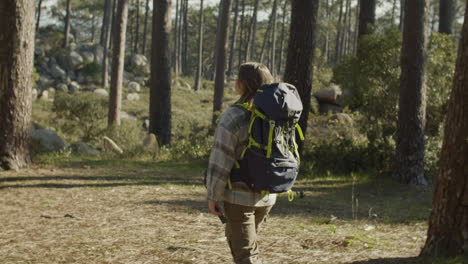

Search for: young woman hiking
xmin=206 ymin=62 xmax=275 ymax=264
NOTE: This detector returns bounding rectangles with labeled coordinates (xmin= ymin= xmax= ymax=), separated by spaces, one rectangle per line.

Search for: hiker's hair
xmin=237 ymin=62 xmax=273 ymax=103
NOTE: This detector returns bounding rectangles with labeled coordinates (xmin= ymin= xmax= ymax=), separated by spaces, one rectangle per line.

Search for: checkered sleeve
xmin=206 ymin=110 xmax=240 ymax=201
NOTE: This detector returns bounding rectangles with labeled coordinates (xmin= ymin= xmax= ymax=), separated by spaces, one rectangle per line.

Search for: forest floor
xmin=0 ymin=158 xmax=465 ymax=264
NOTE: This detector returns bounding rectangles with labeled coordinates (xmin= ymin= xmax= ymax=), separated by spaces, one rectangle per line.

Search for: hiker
xmin=206 ymin=61 xmax=300 ymax=264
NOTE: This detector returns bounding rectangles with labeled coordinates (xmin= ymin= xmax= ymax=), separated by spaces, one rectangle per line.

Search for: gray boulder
xmin=57 ymin=51 xmax=84 ymax=71
xmin=102 ymin=136 xmax=123 ymax=154
xmin=93 ymin=45 xmax=105 ymax=65
xmin=126 ymin=93 xmax=140 ymax=101
xmin=71 ymin=142 xmax=100 ymax=156
xmin=68 ymin=81 xmax=80 ymax=93
xmin=32 ymin=88 xmax=38 ymax=100
xmin=57 ymin=83 xmax=69 ymax=93
xmin=94 ymin=88 xmax=109 ymax=97
xmin=121 ymin=111 xmax=138 ymax=121
xmin=37 ymin=75 xmax=54 ymax=88
xmin=40 ymin=90 xmax=49 ymax=100
xmin=314 ymin=85 xmax=343 ymax=105
xmin=127 ymin=54 xmax=150 ymax=76
xmin=49 ymin=64 xmax=67 ymax=80
xmin=80 ymin=51 xmax=94 ymax=62
xmin=30 ymin=129 xmax=67 ymax=153
xmin=127 ymin=81 xmax=141 ymax=92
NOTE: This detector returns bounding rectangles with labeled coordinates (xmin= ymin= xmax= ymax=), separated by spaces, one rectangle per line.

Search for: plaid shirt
xmin=206 ymin=105 xmax=276 ymax=207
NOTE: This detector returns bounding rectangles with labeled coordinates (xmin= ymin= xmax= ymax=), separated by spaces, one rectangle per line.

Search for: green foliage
xmin=52 ymin=92 xmax=108 ymax=142
xmin=103 ymin=121 xmax=147 ymax=156
xmin=80 ymin=60 xmax=102 ymax=84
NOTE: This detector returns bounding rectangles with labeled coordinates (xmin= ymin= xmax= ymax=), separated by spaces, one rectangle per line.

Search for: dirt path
xmin=0 ymin=160 xmax=434 ymax=264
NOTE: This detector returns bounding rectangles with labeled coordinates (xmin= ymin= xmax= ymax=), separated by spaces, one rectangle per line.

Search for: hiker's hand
xmin=208 ymin=200 xmax=223 ymax=216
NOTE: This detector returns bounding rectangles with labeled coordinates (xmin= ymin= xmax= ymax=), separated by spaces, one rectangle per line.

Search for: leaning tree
xmin=421 ymin=2 xmax=468 ymax=256
xmin=0 ymin=0 xmax=36 ymax=170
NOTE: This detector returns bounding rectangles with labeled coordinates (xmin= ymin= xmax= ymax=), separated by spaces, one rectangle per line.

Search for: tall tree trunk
xmin=357 ymin=0 xmax=376 ymax=55
xmin=150 ymin=0 xmax=172 ymax=145
xmin=100 ymin=0 xmax=112 ymax=46
xmin=36 ymin=0 xmax=43 ymax=32
xmin=227 ymin=0 xmax=239 ymax=79
xmin=400 ymin=0 xmax=405 ymax=31
xmin=334 ymin=0 xmax=344 ymax=63
xmin=173 ymin=0 xmax=179 ymax=74
xmin=439 ymin=0 xmax=455 ymax=34
xmin=393 ymin=0 xmax=428 ymax=185
xmin=283 ymin=0 xmax=319 ymax=153
xmin=110 ymin=0 xmax=117 ymax=50
xmin=134 ymin=0 xmax=140 ymax=54
xmin=341 ymin=0 xmax=350 ymax=56
xmin=142 ymin=0 xmax=150 ymax=54
xmin=128 ymin=5 xmax=134 ymax=54
xmin=353 ymin=0 xmax=360 ymax=55
xmin=108 ymin=0 xmax=130 ymax=127
xmin=63 ymin=0 xmax=72 ymax=48
xmin=270 ymin=0 xmax=278 ymax=78
xmin=421 ymin=3 xmax=468 ymax=255
xmin=391 ymin=0 xmax=398 ymax=25
xmin=182 ymin=0 xmax=188 ymax=75
xmin=194 ymin=0 xmax=204 ymax=91
xmin=176 ymin=0 xmax=183 ymax=73
xmin=278 ymin=0 xmax=288 ymax=75
xmin=259 ymin=13 xmax=273 ymax=64
xmin=237 ymin=0 xmax=245 ymax=68
xmin=102 ymin=0 xmax=114 ymax=89
xmin=212 ymin=0 xmax=232 ymax=125
xmin=248 ymin=0 xmax=260 ymax=61
xmin=0 ymin=0 xmax=36 ymax=170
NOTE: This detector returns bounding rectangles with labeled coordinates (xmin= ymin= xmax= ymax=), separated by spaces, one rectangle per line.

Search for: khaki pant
xmin=224 ymin=202 xmax=273 ymax=264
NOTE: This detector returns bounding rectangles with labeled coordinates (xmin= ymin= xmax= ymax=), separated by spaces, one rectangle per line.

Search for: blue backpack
xmin=229 ymin=83 xmax=304 ymax=197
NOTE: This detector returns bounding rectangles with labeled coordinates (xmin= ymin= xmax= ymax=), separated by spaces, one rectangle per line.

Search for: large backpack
xmin=229 ymin=82 xmax=304 ymax=196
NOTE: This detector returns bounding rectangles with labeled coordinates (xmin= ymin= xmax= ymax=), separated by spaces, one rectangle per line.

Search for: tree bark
xmin=357 ymin=0 xmax=376 ymax=55
xmin=283 ymin=0 xmax=319 ymax=153
xmin=400 ymin=0 xmax=405 ymax=31
xmin=0 ymin=0 xmax=36 ymax=170
xmin=237 ymin=0 xmax=245 ymax=68
xmin=334 ymin=0 xmax=344 ymax=63
xmin=150 ymin=0 xmax=172 ymax=145
xmin=182 ymin=0 xmax=188 ymax=75
xmin=391 ymin=0 xmax=398 ymax=25
xmin=227 ymin=0 xmax=239 ymax=79
xmin=142 ymin=0 xmax=150 ymax=54
xmin=439 ymin=0 xmax=455 ymax=34
xmin=212 ymin=0 xmax=232 ymax=125
xmin=173 ymin=0 xmax=179 ymax=74
xmin=36 ymin=0 xmax=43 ymax=32
xmin=248 ymin=0 xmax=260 ymax=61
xmin=270 ymin=0 xmax=278 ymax=78
xmin=134 ymin=0 xmax=140 ymax=54
xmin=194 ymin=0 xmax=204 ymax=91
xmin=102 ymin=0 xmax=114 ymax=89
xmin=100 ymin=0 xmax=112 ymax=46
xmin=393 ymin=0 xmax=428 ymax=185
xmin=278 ymin=0 xmax=288 ymax=75
xmin=108 ymin=0 xmax=130 ymax=127
xmin=421 ymin=3 xmax=468 ymax=255
xmin=63 ymin=0 xmax=72 ymax=48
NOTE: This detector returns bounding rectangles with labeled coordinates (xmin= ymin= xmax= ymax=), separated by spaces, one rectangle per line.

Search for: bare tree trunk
xmin=110 ymin=0 xmax=117 ymax=50
xmin=108 ymin=0 xmax=130 ymax=127
xmin=439 ymin=0 xmax=455 ymax=34
xmin=182 ymin=0 xmax=188 ymax=75
xmin=227 ymin=0 xmax=239 ymax=79
xmin=173 ymin=0 xmax=179 ymax=74
xmin=353 ymin=0 xmax=360 ymax=55
xmin=212 ymin=0 xmax=232 ymax=125
xmin=342 ymin=0 xmax=351 ymax=56
xmin=357 ymin=0 xmax=376 ymax=55
xmin=237 ymin=0 xmax=245 ymax=68
xmin=102 ymin=0 xmax=114 ymax=89
xmin=270 ymin=0 xmax=278 ymax=78
xmin=63 ymin=0 xmax=72 ymax=48
xmin=248 ymin=0 xmax=260 ymax=61
xmin=176 ymin=0 xmax=183 ymax=73
xmin=391 ymin=0 xmax=398 ymax=25
xmin=100 ymin=0 xmax=112 ymax=46
xmin=36 ymin=0 xmax=43 ymax=32
xmin=393 ymin=0 xmax=428 ymax=185
xmin=91 ymin=12 xmax=96 ymax=43
xmin=278 ymin=0 xmax=288 ymax=75
xmin=400 ymin=0 xmax=405 ymax=31
xmin=334 ymin=0 xmax=344 ymax=63
xmin=142 ymin=0 xmax=150 ymax=54
xmin=194 ymin=0 xmax=204 ymax=91
xmin=283 ymin=0 xmax=319 ymax=153
xmin=134 ymin=0 xmax=140 ymax=54
xmin=0 ymin=0 xmax=36 ymax=170
xmin=421 ymin=3 xmax=468 ymax=255
xmin=150 ymin=0 xmax=172 ymax=145
xmin=259 ymin=13 xmax=273 ymax=64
